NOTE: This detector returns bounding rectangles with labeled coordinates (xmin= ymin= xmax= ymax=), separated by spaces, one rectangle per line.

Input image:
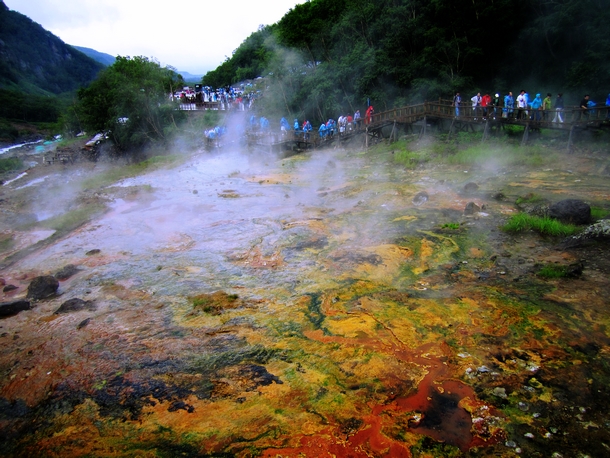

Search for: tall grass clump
xmin=445 ymin=143 xmax=555 ymax=167
xmin=502 ymin=213 xmax=580 ymax=237
xmin=591 ymin=206 xmax=609 ymax=220
xmin=537 ymin=264 xmax=570 ymax=279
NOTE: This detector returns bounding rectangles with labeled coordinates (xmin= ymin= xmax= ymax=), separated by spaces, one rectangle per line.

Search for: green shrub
xmin=0 ymin=156 xmax=23 ymax=173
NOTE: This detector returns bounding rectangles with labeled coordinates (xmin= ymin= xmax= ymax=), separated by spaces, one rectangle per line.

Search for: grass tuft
xmin=537 ymin=264 xmax=571 ymax=279
xmin=502 ymin=213 xmax=580 ymax=237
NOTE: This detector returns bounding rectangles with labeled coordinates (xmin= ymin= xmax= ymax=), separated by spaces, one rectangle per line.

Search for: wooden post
xmin=365 ymin=127 xmax=369 ymax=148
xmin=567 ymin=125 xmax=575 ymax=153
xmin=521 ymin=122 xmax=530 ymax=147
xmin=482 ymin=118 xmax=490 ymax=142
xmin=448 ymin=117 xmax=455 ymax=139
xmin=421 ymin=116 xmax=427 ymax=138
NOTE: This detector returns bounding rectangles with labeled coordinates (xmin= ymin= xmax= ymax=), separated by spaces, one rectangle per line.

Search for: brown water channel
xmin=1 ymin=144 xmax=610 ymax=457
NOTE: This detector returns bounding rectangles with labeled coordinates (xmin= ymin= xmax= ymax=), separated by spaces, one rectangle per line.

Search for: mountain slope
xmin=72 ymin=46 xmax=116 ymax=67
xmin=0 ymin=1 xmax=103 ymax=94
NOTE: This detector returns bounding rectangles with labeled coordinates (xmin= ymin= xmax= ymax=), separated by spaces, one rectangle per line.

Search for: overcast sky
xmin=4 ymin=0 xmax=301 ymax=75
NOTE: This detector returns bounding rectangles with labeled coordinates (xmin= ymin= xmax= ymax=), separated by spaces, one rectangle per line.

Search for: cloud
xmin=4 ymin=0 xmax=301 ymax=74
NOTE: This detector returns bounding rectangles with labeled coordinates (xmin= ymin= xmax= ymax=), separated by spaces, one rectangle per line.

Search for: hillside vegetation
xmin=0 ymin=1 xmax=103 ymax=139
xmin=202 ymin=0 xmax=610 ymax=122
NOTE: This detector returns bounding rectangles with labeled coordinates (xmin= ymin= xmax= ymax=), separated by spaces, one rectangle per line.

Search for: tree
xmin=76 ymin=56 xmax=185 ymax=153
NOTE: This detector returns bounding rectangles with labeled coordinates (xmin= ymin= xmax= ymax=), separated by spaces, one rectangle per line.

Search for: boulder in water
xmin=412 ymin=191 xmax=429 ymax=206
xmin=26 ymin=275 xmax=59 ymax=300
xmin=463 ymin=182 xmax=479 ymax=193
xmin=549 ymin=199 xmax=591 ymax=225
xmin=464 ymin=202 xmax=481 ymax=215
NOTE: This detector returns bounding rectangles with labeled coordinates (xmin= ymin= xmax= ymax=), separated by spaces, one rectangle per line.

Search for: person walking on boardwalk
xmin=492 ymin=93 xmax=501 ymax=119
xmin=542 ymin=93 xmax=552 ymax=121
xmin=354 ymin=110 xmax=362 ymax=130
xmin=553 ymin=93 xmax=564 ymax=123
xmin=516 ymin=90 xmax=526 ymax=120
xmin=503 ymin=92 xmax=514 ymax=119
xmin=579 ymin=95 xmax=590 ymax=120
xmin=530 ymin=93 xmax=543 ymax=121
xmin=365 ymin=105 xmax=374 ymax=125
xmin=481 ymin=93 xmax=491 ymax=119
xmin=471 ymin=92 xmax=481 ymax=119
xmin=453 ymin=92 xmax=461 ymax=117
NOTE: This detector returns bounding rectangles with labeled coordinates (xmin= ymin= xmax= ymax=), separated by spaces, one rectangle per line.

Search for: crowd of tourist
xmin=174 ymin=85 xmax=261 ymax=111
xmin=453 ymin=91 xmax=610 ymax=122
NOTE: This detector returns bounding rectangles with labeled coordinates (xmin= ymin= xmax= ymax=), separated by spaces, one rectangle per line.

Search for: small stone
xmin=3 ymin=284 xmax=18 ymax=292
xmin=464 ymin=201 xmax=481 ymax=215
xmin=412 ymin=191 xmax=429 ymax=206
xmin=492 ymin=387 xmax=507 ymax=398
xmin=54 ymin=264 xmax=80 ymax=281
xmin=505 ymin=440 xmax=517 ymax=448
xmin=518 ymin=402 xmax=530 ymax=411
xmin=86 ymin=249 xmax=101 ymax=256
xmin=524 ymin=432 xmax=534 ymax=439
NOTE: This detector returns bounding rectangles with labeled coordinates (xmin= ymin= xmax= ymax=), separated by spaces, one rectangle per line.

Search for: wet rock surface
xmin=1 ymin=145 xmax=610 ymax=457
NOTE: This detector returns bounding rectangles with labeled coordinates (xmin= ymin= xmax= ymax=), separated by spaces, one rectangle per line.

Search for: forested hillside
xmin=0 ymin=1 xmax=105 ymax=137
xmin=202 ymin=0 xmax=610 ymax=122
xmin=0 ymin=1 xmax=103 ymax=95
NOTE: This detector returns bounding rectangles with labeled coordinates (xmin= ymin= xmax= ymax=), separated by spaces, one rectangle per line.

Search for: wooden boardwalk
xmin=184 ymin=99 xmax=610 ymax=152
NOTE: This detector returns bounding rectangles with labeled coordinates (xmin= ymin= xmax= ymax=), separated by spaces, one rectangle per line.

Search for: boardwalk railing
xmin=369 ymin=100 xmax=610 ymax=129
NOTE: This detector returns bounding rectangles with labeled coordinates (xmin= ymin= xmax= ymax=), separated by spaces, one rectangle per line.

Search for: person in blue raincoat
xmin=293 ymin=119 xmax=300 ymax=131
xmin=318 ymin=122 xmax=327 ymax=139
xmin=303 ymin=120 xmax=312 ymax=141
xmin=503 ymin=92 xmax=514 ymax=118
xmin=260 ymin=117 xmax=269 ymax=130
xmin=606 ymin=93 xmax=610 ymax=119
xmin=587 ymin=99 xmax=596 ymax=117
xmin=280 ymin=117 xmax=290 ymax=132
xmin=530 ymin=93 xmax=542 ymax=121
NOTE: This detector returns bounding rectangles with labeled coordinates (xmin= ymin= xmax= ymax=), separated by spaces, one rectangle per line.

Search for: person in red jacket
xmin=365 ymin=105 xmax=374 ymax=125
xmin=481 ymin=93 xmax=491 ymax=119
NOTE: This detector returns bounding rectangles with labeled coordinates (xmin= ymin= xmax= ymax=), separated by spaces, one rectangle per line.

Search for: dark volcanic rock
xmin=549 ymin=199 xmax=591 ymax=225
xmin=0 ymin=300 xmax=31 ymax=317
xmin=3 ymin=284 xmax=18 ymax=292
xmin=86 ymin=249 xmax=101 ymax=256
xmin=464 ymin=202 xmax=481 ymax=215
xmin=463 ymin=182 xmax=479 ymax=193
xmin=26 ymin=275 xmax=59 ymax=300
xmin=55 ymin=264 xmax=80 ymax=281
xmin=54 ymin=298 xmax=95 ymax=314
